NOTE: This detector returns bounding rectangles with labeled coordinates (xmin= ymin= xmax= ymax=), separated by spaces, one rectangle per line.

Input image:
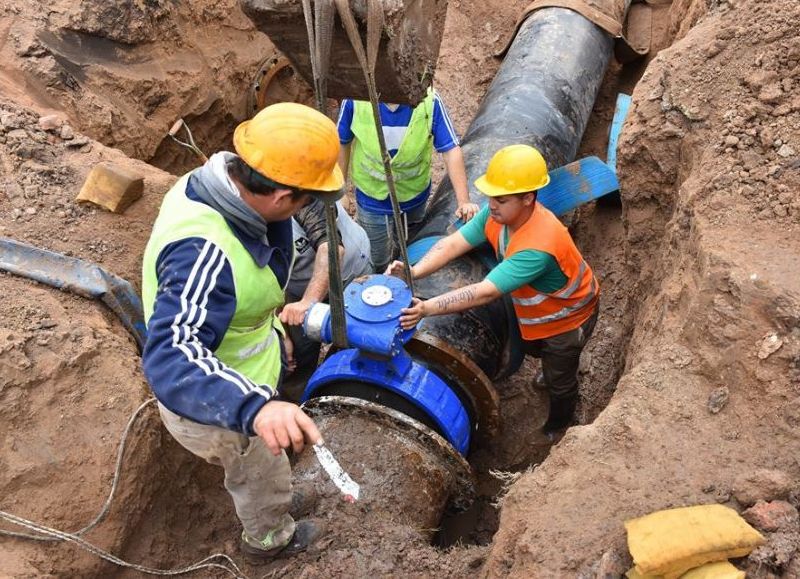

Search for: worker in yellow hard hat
xmin=387 ymin=144 xmax=600 ymax=438
xmin=142 ymin=103 xmax=337 ymax=562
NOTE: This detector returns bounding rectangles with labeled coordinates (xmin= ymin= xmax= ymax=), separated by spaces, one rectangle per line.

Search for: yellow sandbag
xmin=624 ymin=504 xmax=764 ymax=577
xmin=626 ymin=567 xmax=660 ymax=579
xmin=680 ymin=561 xmax=745 ymax=579
xmin=627 ymin=561 xmax=746 ymax=579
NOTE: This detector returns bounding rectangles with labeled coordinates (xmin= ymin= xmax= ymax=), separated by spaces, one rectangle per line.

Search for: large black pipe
xmin=412 ymin=7 xmax=616 ymax=380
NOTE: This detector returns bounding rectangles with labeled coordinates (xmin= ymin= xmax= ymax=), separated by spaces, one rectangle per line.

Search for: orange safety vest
xmin=484 ymin=201 xmax=599 ymax=341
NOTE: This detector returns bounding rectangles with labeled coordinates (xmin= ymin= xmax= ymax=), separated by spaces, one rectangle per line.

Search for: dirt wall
xmin=0 ymin=0 xmax=274 ymax=175
xmin=482 ymin=0 xmax=800 ymax=575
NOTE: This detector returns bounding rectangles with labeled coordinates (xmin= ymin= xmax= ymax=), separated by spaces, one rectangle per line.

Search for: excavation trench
xmin=0 ymin=0 xmax=656 ymax=576
xmin=112 ymin=10 xmax=640 ymax=572
xmin=4 ymin=0 xmax=800 ymax=576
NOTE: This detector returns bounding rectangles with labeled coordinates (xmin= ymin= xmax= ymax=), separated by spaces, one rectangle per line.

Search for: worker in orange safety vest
xmin=387 ymin=144 xmax=600 ymax=436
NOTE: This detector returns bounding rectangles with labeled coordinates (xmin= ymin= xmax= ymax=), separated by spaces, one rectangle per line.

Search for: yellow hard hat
xmin=474 ymin=144 xmax=551 ymax=197
xmin=233 ymin=102 xmax=344 ymax=192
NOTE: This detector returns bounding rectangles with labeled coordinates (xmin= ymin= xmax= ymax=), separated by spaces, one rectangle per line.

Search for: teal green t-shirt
xmin=458 ymin=205 xmax=568 ymax=294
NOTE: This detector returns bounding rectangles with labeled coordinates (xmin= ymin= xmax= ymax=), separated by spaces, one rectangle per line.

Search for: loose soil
xmin=1 ymin=0 xmax=799 ymax=577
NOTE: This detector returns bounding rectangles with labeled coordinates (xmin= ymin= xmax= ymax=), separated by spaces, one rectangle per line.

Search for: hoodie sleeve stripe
xmin=170 ymin=240 xmax=256 ymax=394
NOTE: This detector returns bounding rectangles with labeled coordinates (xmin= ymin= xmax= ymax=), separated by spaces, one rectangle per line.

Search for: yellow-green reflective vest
xmin=142 ymin=175 xmax=285 ymax=392
xmin=350 ymin=90 xmax=435 ymax=202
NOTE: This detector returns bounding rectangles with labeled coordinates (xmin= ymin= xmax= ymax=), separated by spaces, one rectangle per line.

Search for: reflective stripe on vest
xmin=349 ymin=91 xmax=435 ymax=202
xmin=512 ymin=261 xmax=589 ymax=306
xmin=516 ymin=275 xmax=599 ymax=325
xmin=485 ymin=202 xmax=599 ymax=340
xmin=142 ymin=174 xmax=285 ymax=392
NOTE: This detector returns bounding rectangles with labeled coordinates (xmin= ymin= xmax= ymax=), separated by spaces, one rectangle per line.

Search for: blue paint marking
xmin=407 ymin=236 xmax=444 ymax=265
xmin=607 ymin=93 xmax=632 ymax=172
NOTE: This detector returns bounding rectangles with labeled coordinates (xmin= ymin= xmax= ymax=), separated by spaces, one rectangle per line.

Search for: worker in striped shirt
xmin=337 ymin=89 xmax=480 ymax=273
xmin=142 ymin=103 xmax=339 ymax=562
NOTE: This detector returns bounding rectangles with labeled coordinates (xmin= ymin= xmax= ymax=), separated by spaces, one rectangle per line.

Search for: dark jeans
xmin=522 ymin=304 xmax=599 ymax=400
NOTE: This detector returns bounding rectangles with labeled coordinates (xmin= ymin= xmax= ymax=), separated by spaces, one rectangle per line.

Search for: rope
xmin=0 ymin=398 xmax=248 ymax=578
xmin=314 ymin=0 xmax=335 ymax=112
xmin=333 ymin=0 xmax=416 ymax=294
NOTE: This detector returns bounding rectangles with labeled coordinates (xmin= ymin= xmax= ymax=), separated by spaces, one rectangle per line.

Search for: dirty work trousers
xmin=522 ymin=305 xmax=599 ymax=401
xmin=158 ymin=403 xmax=295 ymax=549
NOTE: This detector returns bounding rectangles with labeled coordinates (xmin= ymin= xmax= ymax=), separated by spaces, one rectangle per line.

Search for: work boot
xmin=240 ymin=519 xmax=324 ymax=564
xmin=541 ymin=394 xmax=578 ymax=437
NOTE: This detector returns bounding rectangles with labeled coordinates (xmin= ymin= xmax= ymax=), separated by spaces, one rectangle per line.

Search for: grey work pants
xmin=158 ymin=403 xmax=295 ymax=549
xmin=522 ymin=305 xmax=599 ymax=400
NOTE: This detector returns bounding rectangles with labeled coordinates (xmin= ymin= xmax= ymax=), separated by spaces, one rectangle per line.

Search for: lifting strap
xmin=301 ymin=0 xmax=349 ymax=348
xmin=333 ymin=0 xmax=416 ymax=295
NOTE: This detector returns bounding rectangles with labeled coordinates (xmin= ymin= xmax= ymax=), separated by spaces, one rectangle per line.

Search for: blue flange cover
xmin=302 ymin=349 xmax=472 ymax=455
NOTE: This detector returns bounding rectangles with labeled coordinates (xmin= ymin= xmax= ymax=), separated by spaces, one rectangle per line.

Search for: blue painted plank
xmin=607 ymin=93 xmax=632 ymax=172
xmin=537 ymin=156 xmax=620 ymax=216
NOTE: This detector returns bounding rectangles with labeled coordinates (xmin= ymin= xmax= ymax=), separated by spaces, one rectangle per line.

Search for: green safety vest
xmin=350 ymin=90 xmax=435 ymax=202
xmin=142 ymin=175 xmax=286 ymax=392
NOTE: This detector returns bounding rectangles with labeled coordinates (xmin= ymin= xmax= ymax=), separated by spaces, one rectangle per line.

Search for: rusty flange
xmin=405 ymin=331 xmax=501 ymax=440
xmin=302 ymin=396 xmax=476 ymax=512
xmin=248 ymin=52 xmax=311 ymax=114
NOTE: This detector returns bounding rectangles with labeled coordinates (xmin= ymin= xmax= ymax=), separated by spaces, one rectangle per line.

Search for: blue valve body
xmin=301 ymin=274 xmax=473 ymax=456
xmin=304 ymin=274 xmax=415 ymax=357
xmin=302 ymin=349 xmax=471 ymax=455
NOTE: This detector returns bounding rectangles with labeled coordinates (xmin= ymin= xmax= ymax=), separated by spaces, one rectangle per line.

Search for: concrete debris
xmin=748 ymin=531 xmax=799 ymax=571
xmin=757 ymin=333 xmax=783 ymax=360
xmin=733 ymin=469 xmax=795 ymax=507
xmin=37 ymin=114 xmax=63 ymax=132
xmin=743 ymin=500 xmax=800 ymax=533
xmin=76 ymin=163 xmax=144 ymax=214
xmin=706 ymin=386 xmax=729 ymax=414
xmin=66 ymin=136 xmax=91 ymax=148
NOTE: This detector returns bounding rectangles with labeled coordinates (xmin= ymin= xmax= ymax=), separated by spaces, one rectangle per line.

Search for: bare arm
xmin=398 ymin=279 xmax=502 ymax=329
xmin=338 ymin=142 xmax=351 ymax=180
xmin=442 ymin=146 xmax=479 ymax=222
xmin=385 ymin=230 xmax=474 ymax=282
xmin=280 ymin=242 xmax=345 ymax=326
xmin=413 ymin=230 xmax=474 ymax=278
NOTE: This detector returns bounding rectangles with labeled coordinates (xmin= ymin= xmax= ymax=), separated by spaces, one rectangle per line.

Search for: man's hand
xmin=283 ymin=333 xmax=297 ymax=374
xmin=399 ymin=297 xmax=427 ymax=329
xmin=385 ymin=260 xmax=411 ymax=278
xmin=280 ymin=300 xmax=313 ymax=326
xmin=455 ymin=202 xmax=480 ymax=222
xmin=253 ymin=400 xmax=322 ymax=456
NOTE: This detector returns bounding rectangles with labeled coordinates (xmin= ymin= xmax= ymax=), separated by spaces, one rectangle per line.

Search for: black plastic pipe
xmin=412 ymin=7 xmax=616 ymax=380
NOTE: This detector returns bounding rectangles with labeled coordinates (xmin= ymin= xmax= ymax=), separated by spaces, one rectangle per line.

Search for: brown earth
xmin=1 ymin=0 xmax=800 ymax=576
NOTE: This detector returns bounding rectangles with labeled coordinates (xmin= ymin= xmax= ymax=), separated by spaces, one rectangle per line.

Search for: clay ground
xmin=1 ymin=0 xmax=799 ymax=577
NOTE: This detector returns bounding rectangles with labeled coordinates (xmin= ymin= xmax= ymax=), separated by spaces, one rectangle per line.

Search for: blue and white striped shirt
xmin=337 ymin=91 xmax=460 ymax=215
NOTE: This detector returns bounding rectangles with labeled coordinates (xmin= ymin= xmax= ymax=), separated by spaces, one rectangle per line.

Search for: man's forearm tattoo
xmin=433 ymin=286 xmax=476 ymax=313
